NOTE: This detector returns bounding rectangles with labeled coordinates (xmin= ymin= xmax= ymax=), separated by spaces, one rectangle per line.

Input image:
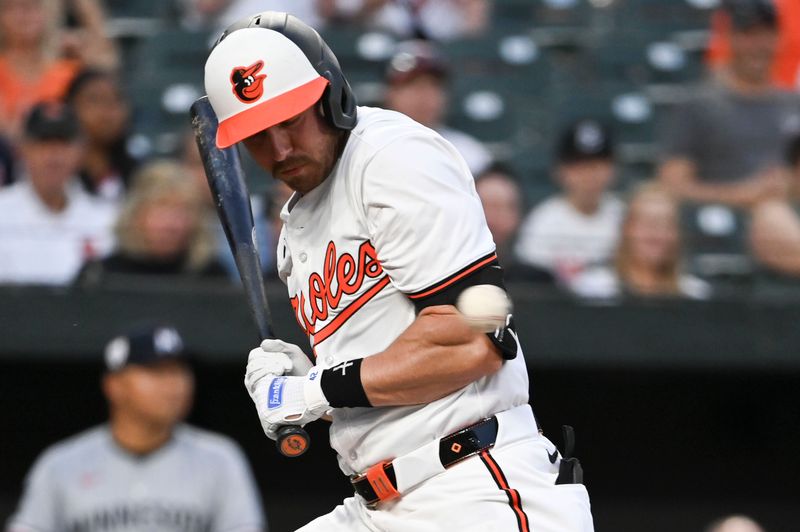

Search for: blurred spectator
xmin=175 ymin=0 xmax=328 ymax=33
xmin=354 ymin=0 xmax=489 ymax=42
xmin=383 ymin=40 xmax=492 ymax=176
xmin=0 ymin=102 xmax=115 ymax=285
xmin=476 ymin=165 xmax=522 ymax=267
xmin=749 ymin=134 xmax=800 ymax=276
xmin=705 ymin=515 xmax=766 ymax=532
xmin=179 ymin=131 xmax=273 ymax=281
xmin=514 ymin=120 xmax=624 ymax=283
xmin=572 ymin=183 xmax=711 ymax=300
xmin=659 ymin=0 xmax=800 ymax=209
xmin=65 ymin=69 xmax=140 ymax=203
xmin=475 ymin=164 xmax=553 ymax=283
xmin=5 ymin=324 xmax=266 ymax=532
xmin=77 ymin=160 xmax=228 ymax=284
xmin=708 ymin=0 xmax=800 ymax=90
xmin=0 ymin=0 xmax=118 ymax=140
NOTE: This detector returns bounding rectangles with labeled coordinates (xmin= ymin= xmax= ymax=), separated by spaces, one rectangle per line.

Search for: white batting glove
xmin=249 ymin=367 xmax=329 ymax=440
xmin=244 ymin=339 xmax=313 ymax=394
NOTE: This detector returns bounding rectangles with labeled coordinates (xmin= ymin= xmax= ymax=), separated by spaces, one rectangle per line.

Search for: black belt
xmin=351 ymin=416 xmax=499 ymax=506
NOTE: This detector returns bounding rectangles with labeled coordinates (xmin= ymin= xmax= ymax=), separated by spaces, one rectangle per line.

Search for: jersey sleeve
xmin=360 ymin=131 xmax=497 ymax=302
xmin=209 ymin=441 xmax=266 ymax=532
xmin=5 ymin=451 xmax=60 ymax=532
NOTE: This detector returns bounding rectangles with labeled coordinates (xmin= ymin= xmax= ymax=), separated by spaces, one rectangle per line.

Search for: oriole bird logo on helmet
xmin=230 ymin=60 xmax=266 ymax=103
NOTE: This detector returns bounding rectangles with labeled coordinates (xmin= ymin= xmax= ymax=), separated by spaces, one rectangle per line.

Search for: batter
xmin=204 ymin=12 xmax=594 ymax=532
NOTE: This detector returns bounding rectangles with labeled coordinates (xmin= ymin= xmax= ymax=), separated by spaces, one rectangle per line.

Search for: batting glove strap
xmin=303 ymin=367 xmax=331 ymax=416
xmin=320 ymin=358 xmax=372 ymax=408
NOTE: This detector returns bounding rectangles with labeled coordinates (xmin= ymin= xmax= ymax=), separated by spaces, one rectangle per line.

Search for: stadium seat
xmin=105 ymin=0 xmax=166 ymax=20
xmin=125 ymin=29 xmax=213 ymax=145
xmin=682 ymin=203 xmax=754 ymax=280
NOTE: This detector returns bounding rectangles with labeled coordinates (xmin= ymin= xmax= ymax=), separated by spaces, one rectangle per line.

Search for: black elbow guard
xmin=487 ymin=314 xmax=518 ymax=360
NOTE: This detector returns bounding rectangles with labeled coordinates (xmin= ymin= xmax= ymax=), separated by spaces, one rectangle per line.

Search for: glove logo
xmin=230 ymin=60 xmax=266 ymax=103
xmin=268 ymin=377 xmax=286 ymax=409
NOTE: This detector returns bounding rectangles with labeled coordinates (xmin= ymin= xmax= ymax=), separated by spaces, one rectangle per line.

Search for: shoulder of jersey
xmin=36 ymin=425 xmax=110 ymax=466
xmin=173 ymin=424 xmax=245 ymax=458
xmin=350 ymin=106 xmax=440 ymax=152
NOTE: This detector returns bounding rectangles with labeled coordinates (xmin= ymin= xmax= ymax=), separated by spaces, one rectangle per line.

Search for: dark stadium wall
xmin=0 ymin=361 xmax=797 ymax=532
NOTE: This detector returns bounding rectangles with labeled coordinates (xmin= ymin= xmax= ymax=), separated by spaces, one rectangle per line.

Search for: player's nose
xmin=265 ymin=128 xmax=293 ymax=162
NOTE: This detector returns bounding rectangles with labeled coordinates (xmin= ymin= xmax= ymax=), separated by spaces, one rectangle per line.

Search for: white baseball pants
xmin=297 ymin=405 xmax=594 ymax=532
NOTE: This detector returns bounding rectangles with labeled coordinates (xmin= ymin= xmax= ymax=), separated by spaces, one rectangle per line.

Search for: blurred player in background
xmin=705 ymin=514 xmax=766 ymax=532
xmin=6 ymin=324 xmax=266 ymax=532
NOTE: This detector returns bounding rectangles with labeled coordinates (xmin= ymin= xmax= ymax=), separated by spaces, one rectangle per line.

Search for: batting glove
xmin=249 ymin=367 xmax=329 ymax=441
xmin=244 ymin=339 xmax=313 ymax=393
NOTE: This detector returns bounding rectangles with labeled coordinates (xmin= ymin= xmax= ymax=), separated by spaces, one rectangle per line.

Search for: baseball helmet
xmin=204 ymin=11 xmax=357 ymax=148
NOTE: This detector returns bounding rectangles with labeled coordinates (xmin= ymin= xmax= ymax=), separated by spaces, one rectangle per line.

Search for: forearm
xmin=672 ymin=180 xmax=761 ymax=208
xmin=360 ymin=306 xmax=502 ymax=407
xmin=660 ymin=158 xmax=764 ymax=208
xmin=750 ymin=200 xmax=800 ymax=275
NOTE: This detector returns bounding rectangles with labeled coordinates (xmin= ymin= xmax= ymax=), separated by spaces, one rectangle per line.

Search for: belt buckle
xmin=365 ymin=461 xmax=399 ymax=505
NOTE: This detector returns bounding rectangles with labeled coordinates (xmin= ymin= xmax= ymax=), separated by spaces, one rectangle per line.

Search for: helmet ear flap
xmin=318 ymin=65 xmax=357 ymax=130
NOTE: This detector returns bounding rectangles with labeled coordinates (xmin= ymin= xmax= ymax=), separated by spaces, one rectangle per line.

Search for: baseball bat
xmin=190 ymin=96 xmax=310 ymax=458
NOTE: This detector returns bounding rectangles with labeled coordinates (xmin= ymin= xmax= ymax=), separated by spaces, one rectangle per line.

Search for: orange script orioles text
xmin=289 ymin=241 xmax=387 ymax=344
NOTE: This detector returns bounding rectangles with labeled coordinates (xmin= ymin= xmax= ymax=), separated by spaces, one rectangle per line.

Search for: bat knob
xmin=276 ymin=426 xmax=310 ymax=457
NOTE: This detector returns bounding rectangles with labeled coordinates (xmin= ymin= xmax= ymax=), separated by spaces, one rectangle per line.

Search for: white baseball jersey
xmin=276 ymin=106 xmax=530 ymax=475
xmin=6 ymin=424 xmax=265 ymax=532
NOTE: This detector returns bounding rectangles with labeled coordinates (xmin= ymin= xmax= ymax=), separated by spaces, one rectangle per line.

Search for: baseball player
xmin=203 ymin=12 xmax=594 ymax=532
xmin=6 ymin=324 xmax=265 ymax=532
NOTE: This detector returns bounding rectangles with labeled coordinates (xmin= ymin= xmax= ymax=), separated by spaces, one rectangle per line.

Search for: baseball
xmin=456 ymin=284 xmax=512 ymax=332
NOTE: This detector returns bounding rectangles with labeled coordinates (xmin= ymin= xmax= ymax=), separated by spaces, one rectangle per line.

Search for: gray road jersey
xmin=6 ymin=425 xmax=265 ymax=532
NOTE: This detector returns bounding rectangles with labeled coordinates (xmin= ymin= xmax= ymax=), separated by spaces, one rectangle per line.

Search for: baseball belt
xmin=351 ymin=416 xmax=499 ymax=507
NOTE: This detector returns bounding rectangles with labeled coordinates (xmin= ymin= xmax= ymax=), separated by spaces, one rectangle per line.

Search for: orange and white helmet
xmin=204 ymin=12 xmax=357 ymax=148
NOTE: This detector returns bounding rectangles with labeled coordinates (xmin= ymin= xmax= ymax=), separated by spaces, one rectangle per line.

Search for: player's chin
xmin=278 ymin=167 xmax=324 ymax=193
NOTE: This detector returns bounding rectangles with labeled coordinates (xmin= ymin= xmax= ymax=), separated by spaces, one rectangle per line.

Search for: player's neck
xmin=110 ymin=416 xmax=174 ymax=456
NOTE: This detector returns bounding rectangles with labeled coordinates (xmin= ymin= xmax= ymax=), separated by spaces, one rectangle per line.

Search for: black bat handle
xmin=190 ymin=96 xmax=310 ymax=458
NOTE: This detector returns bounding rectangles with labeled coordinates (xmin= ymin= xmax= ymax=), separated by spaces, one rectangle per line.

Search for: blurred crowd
xmin=0 ymin=2 xmax=791 ymax=530
xmin=0 ymin=0 xmax=799 ymax=304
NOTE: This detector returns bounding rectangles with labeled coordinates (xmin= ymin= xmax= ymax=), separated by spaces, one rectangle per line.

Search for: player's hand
xmin=244 ymin=339 xmax=313 ymax=393
xmin=249 ymin=368 xmax=329 ymax=440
